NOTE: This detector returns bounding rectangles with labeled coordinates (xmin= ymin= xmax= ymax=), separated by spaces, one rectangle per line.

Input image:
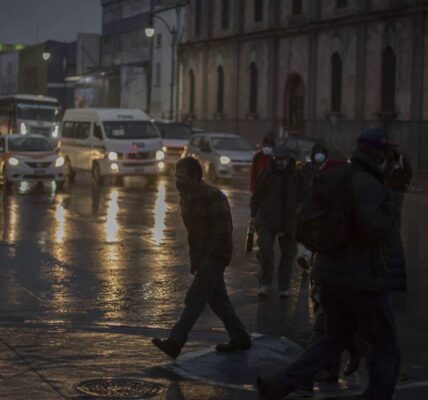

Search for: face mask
xmin=262 ymin=146 xmax=273 ymax=156
xmin=314 ymin=153 xmax=326 ymax=164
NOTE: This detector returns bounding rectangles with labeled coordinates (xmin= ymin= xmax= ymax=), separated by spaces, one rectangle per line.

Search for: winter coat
xmin=312 ymin=150 xmax=406 ymax=292
xmin=300 ymin=161 xmax=319 ymax=201
xmin=250 ymin=161 xmax=302 ymax=236
xmin=250 ymin=151 xmax=271 ymax=193
xmin=180 ymin=181 xmax=233 ymax=271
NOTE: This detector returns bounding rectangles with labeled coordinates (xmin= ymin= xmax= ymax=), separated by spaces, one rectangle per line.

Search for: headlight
xmin=162 ymin=146 xmax=167 ymax=152
xmin=20 ymin=123 xmax=27 ymax=135
xmin=108 ymin=152 xmax=118 ymax=161
xmin=55 ymin=157 xmax=65 ymax=167
xmin=156 ymin=150 xmax=165 ymax=161
xmin=8 ymin=157 xmax=19 ymax=166
xmin=220 ymin=156 xmax=231 ymax=165
xmin=52 ymin=125 xmax=59 ymax=138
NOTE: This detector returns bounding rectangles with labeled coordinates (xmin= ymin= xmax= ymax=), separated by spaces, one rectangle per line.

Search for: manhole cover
xmin=75 ymin=378 xmax=162 ymax=398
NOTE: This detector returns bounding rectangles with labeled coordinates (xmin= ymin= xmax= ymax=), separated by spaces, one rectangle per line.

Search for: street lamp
xmin=145 ymin=14 xmax=178 ymax=121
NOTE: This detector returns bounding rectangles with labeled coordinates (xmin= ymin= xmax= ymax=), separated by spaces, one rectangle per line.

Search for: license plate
xmin=34 ymin=170 xmax=46 ymax=175
xmin=135 ymin=168 xmax=146 ymax=173
xmin=239 ymin=167 xmax=250 ymax=173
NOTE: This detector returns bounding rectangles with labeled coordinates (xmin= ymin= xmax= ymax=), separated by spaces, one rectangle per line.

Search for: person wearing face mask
xmin=258 ymin=127 xmax=405 ymax=400
xmin=250 ymin=132 xmax=276 ymax=193
xmin=152 ymin=157 xmax=251 ymax=359
xmin=250 ymin=143 xmax=302 ymax=298
xmin=300 ymin=143 xmax=329 ymax=201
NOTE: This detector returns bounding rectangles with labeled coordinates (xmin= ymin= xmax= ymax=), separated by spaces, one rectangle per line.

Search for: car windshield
xmin=156 ymin=123 xmax=192 ymax=140
xmin=103 ymin=121 xmax=159 ymax=140
xmin=8 ymin=137 xmax=53 ymax=152
xmin=16 ymin=102 xmax=60 ymax=122
xmin=211 ymin=137 xmax=253 ymax=151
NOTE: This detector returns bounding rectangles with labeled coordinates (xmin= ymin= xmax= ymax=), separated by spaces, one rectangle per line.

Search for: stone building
xmin=179 ymin=0 xmax=428 ymax=175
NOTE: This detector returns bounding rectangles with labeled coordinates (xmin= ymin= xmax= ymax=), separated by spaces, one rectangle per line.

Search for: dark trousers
xmin=169 ymin=261 xmax=248 ymax=347
xmin=260 ymin=285 xmax=400 ymax=400
xmin=257 ymin=227 xmax=296 ymax=291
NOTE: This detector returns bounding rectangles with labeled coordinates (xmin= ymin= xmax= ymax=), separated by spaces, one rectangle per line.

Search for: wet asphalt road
xmin=0 ymin=175 xmax=428 ymax=398
xmin=0 ymin=175 xmax=313 ymax=341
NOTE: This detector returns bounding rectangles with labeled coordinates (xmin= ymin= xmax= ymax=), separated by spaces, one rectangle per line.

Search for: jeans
xmin=257 ymin=227 xmax=296 ymax=291
xmin=169 ymin=260 xmax=249 ymax=347
xmin=260 ymin=285 xmax=400 ymax=400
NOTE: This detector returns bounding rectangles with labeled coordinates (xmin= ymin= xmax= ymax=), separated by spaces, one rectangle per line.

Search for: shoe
xmin=344 ymin=354 xmax=361 ymax=376
xmin=152 ymin=337 xmax=181 ymax=359
xmin=258 ymin=284 xmax=270 ymax=296
xmin=284 ymin=388 xmax=315 ymax=398
xmin=257 ymin=377 xmax=283 ymax=400
xmin=279 ymin=290 xmax=290 ymax=299
xmin=297 ymin=256 xmax=310 ymax=271
xmin=216 ymin=336 xmax=252 ymax=353
xmin=313 ymin=368 xmax=338 ymax=383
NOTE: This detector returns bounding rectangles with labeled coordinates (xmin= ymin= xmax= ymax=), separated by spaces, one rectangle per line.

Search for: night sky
xmin=0 ymin=0 xmax=102 ymax=45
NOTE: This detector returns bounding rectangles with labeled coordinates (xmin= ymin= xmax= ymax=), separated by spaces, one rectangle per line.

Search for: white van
xmin=60 ymin=108 xmax=165 ymax=184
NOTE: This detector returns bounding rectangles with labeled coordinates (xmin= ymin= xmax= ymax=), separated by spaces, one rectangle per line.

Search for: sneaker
xmin=152 ymin=337 xmax=181 ymax=359
xmin=216 ymin=336 xmax=252 ymax=353
xmin=313 ymin=368 xmax=338 ymax=383
xmin=258 ymin=284 xmax=270 ymax=296
xmin=279 ymin=290 xmax=290 ymax=299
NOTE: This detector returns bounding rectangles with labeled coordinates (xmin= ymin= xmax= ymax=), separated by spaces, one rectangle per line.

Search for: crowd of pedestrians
xmin=152 ymin=127 xmax=410 ymax=400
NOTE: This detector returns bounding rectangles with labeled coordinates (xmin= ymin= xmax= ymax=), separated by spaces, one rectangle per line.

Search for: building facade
xmin=150 ymin=1 xmax=188 ymax=120
xmin=179 ymin=0 xmax=428 ymax=175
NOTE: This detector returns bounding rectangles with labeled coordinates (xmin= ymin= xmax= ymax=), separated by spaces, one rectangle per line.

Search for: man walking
xmin=152 ymin=157 xmax=251 ymax=358
xmin=258 ymin=128 xmax=406 ymax=400
xmin=250 ymin=143 xmax=301 ymax=298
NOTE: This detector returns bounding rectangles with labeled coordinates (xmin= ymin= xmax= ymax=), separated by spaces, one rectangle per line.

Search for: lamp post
xmin=145 ymin=14 xmax=178 ymax=121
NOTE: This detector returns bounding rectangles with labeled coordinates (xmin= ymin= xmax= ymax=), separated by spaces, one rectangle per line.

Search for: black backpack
xmin=296 ymin=162 xmax=354 ymax=254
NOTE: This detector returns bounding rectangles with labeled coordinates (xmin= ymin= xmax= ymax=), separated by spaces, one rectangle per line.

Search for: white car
xmin=0 ymin=134 xmax=65 ymax=189
xmin=155 ymin=121 xmax=193 ymax=170
xmin=184 ymin=133 xmax=255 ymax=182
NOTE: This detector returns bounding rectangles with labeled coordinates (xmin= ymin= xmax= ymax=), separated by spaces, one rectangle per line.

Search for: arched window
xmin=381 ymin=46 xmax=396 ymax=112
xmin=195 ymin=0 xmax=202 ymax=36
xmin=292 ymin=0 xmax=302 ymax=15
xmin=221 ymin=0 xmax=230 ymax=30
xmin=254 ymin=0 xmax=263 ymax=22
xmin=217 ymin=66 xmax=225 ymax=114
xmin=331 ymin=52 xmax=342 ymax=113
xmin=189 ymin=70 xmax=195 ymax=115
xmin=284 ymin=74 xmax=305 ymax=132
xmin=249 ymin=63 xmax=258 ymax=114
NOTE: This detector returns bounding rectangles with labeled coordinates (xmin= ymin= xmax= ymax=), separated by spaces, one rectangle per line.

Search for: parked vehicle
xmin=155 ymin=121 xmax=192 ymax=170
xmin=0 ymin=134 xmax=65 ymax=190
xmin=0 ymin=95 xmax=61 ymax=139
xmin=60 ymin=108 xmax=164 ymax=184
xmin=183 ymin=133 xmax=255 ymax=182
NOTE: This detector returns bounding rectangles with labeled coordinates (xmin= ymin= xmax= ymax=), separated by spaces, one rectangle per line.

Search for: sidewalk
xmin=0 ymin=321 xmax=426 ymax=399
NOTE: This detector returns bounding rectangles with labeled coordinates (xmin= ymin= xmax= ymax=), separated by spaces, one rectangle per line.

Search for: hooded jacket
xmin=312 ymin=149 xmax=406 ymax=292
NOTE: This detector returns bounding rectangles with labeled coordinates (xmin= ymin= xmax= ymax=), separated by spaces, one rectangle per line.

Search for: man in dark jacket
xmin=152 ymin=157 xmax=251 ymax=358
xmin=258 ymin=128 xmax=406 ymax=400
xmin=300 ymin=143 xmax=329 ymax=199
xmin=250 ymin=144 xmax=301 ymax=298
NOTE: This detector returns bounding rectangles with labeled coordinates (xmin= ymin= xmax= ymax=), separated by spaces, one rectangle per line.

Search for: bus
xmin=0 ymin=95 xmax=61 ymax=139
